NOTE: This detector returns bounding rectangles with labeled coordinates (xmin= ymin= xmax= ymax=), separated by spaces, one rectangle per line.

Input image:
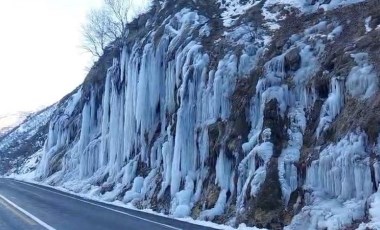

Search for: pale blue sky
xmin=0 ymin=0 xmax=149 ymax=114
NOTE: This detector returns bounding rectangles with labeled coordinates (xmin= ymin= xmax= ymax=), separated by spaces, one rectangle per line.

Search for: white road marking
xmin=13 ymin=180 xmax=181 ymax=230
xmin=0 ymin=194 xmax=56 ymax=230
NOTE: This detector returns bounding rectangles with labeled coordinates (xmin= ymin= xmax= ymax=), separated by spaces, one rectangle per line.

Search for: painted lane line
xmin=14 ymin=180 xmax=181 ymax=230
xmin=0 ymin=194 xmax=56 ymax=230
xmin=0 ymin=197 xmax=37 ymax=225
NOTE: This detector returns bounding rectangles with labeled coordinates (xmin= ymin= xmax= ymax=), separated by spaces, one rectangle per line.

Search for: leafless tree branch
xmin=82 ymin=0 xmax=133 ymax=58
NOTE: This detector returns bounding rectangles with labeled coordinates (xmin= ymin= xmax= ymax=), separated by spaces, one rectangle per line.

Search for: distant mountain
xmin=0 ymin=112 xmax=31 ymax=137
xmin=0 ymin=106 xmax=55 ymax=174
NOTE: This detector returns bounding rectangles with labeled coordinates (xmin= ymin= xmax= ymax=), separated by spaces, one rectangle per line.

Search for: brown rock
xmin=284 ymin=48 xmax=301 ymax=72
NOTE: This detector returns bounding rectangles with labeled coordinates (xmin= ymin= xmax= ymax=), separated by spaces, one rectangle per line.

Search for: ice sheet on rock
xmin=240 ymin=20 xmax=336 ymax=209
xmin=316 ymin=77 xmax=344 ymax=138
xmin=357 ymin=189 xmax=380 ymax=229
xmin=286 ymin=194 xmax=366 ymax=230
xmin=200 ymin=189 xmax=228 ymax=221
xmin=327 ymin=25 xmax=343 ymax=41
xmin=121 ymin=160 xmax=138 ymax=186
xmin=279 ymin=106 xmax=306 ymax=206
xmin=215 ymin=151 xmax=233 ymax=191
xmin=365 ymin=16 xmax=373 ymax=33
xmin=79 ymin=93 xmax=101 ymax=179
xmin=64 ymin=89 xmax=82 ymax=116
xmin=141 ymin=169 xmax=158 ymax=201
xmin=346 ymin=53 xmax=378 ymax=99
xmin=306 ymin=132 xmax=373 ymax=200
xmin=287 ymin=132 xmax=373 ymax=229
xmin=238 ymin=141 xmax=273 ymax=210
xmin=171 ymin=176 xmax=195 ymax=218
xmin=123 ymin=177 xmax=144 ymax=203
xmin=102 ymin=183 xmax=124 ymax=201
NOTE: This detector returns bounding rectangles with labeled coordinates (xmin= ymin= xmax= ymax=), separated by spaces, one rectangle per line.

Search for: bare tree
xmin=104 ymin=0 xmax=132 ymax=37
xmin=82 ymin=0 xmax=132 ymax=58
xmin=82 ymin=8 xmax=113 ymax=57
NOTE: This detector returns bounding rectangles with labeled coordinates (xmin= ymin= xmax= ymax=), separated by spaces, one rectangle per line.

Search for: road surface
xmin=0 ymin=178 xmax=215 ymax=230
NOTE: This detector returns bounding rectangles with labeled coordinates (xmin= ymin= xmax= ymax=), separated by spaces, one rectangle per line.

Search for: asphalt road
xmin=0 ymin=178 xmax=215 ymax=230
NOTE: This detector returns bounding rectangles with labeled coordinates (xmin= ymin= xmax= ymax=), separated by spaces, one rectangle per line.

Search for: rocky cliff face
xmin=3 ymin=0 xmax=380 ymax=229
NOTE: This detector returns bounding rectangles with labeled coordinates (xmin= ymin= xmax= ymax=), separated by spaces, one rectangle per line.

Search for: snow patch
xmin=217 ymin=0 xmax=258 ymax=27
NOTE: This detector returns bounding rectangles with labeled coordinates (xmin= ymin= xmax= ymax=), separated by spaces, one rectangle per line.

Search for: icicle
xmin=316 ymin=77 xmax=344 ymax=138
xmin=305 ymin=133 xmax=373 ymax=200
xmin=346 ymin=53 xmax=378 ymax=99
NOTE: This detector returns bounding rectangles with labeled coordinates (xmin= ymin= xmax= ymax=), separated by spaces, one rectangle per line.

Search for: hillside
xmin=0 ymin=112 xmax=30 ymax=137
xmin=2 ymin=0 xmax=380 ymax=229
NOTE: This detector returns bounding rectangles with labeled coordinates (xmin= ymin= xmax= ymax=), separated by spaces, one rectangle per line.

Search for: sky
xmin=0 ymin=0 xmax=148 ymax=115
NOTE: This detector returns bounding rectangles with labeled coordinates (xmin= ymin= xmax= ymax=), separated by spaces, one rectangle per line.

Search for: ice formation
xmin=346 ymin=53 xmax=378 ymax=99
xmin=316 ymin=77 xmax=344 ymax=138
xmin=365 ymin=16 xmax=372 ymax=33
xmin=5 ymin=0 xmax=380 ymax=229
xmin=357 ymin=189 xmax=380 ymax=229
xmin=34 ymin=8 xmax=265 ymax=219
xmin=287 ymin=132 xmax=373 ymax=230
xmin=306 ymin=132 xmax=372 ymax=200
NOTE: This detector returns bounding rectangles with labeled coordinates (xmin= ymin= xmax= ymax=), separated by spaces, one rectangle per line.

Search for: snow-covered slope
xmin=0 ymin=106 xmax=55 ymax=173
xmin=4 ymin=0 xmax=380 ymax=229
xmin=0 ymin=112 xmax=30 ymax=137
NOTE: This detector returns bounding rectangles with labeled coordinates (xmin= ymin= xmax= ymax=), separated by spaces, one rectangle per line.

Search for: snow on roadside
xmin=178 ymin=217 xmax=264 ymax=230
xmin=9 ymin=150 xmax=43 ymax=177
